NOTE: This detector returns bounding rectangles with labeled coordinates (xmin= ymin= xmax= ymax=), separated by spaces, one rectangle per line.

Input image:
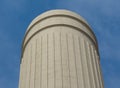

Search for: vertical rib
xmin=60 ymin=32 xmax=63 ymax=88
xmin=29 ymin=44 xmax=32 ymax=88
xmin=87 ymin=43 xmax=96 ymax=88
xmin=35 ymin=36 xmax=41 ymax=88
xmin=22 ymin=49 xmax=25 ymax=88
xmin=53 ymin=32 xmax=56 ymax=88
xmin=94 ymin=50 xmax=104 ymax=88
xmin=78 ymin=37 xmax=84 ymax=88
xmin=79 ymin=38 xmax=86 ymax=88
xmin=61 ymin=32 xmax=70 ymax=88
xmin=72 ymin=35 xmax=79 ymax=88
xmin=80 ymin=38 xmax=91 ymax=88
xmin=19 ymin=57 xmax=24 ymax=88
xmin=40 ymin=36 xmax=42 ymax=88
xmin=91 ymin=45 xmax=100 ymax=88
xmin=47 ymin=34 xmax=48 ymax=88
xmin=25 ymin=46 xmax=29 ymax=88
xmin=55 ymin=32 xmax=62 ymax=88
xmin=24 ymin=46 xmax=28 ymax=88
xmin=84 ymin=41 xmax=93 ymax=88
xmin=66 ymin=34 xmax=71 ymax=88
xmin=48 ymin=32 xmax=55 ymax=88
xmin=67 ymin=33 xmax=77 ymax=88
xmin=23 ymin=48 xmax=27 ymax=88
xmin=30 ymin=40 xmax=36 ymax=88
xmin=41 ymin=34 xmax=47 ymax=88
xmin=34 ymin=39 xmax=37 ymax=88
xmin=24 ymin=44 xmax=30 ymax=88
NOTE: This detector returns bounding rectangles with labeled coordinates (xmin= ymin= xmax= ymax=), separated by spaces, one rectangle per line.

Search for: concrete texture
xmin=19 ymin=10 xmax=104 ymax=88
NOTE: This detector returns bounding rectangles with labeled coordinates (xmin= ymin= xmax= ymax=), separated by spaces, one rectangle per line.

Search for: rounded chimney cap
xmin=22 ymin=9 xmax=99 ymax=59
xmin=27 ymin=9 xmax=90 ymax=32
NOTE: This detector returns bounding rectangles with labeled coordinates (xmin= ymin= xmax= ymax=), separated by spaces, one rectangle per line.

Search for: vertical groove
xmin=93 ymin=48 xmax=100 ymax=88
xmin=66 ymin=34 xmax=71 ymax=88
xmin=80 ymin=37 xmax=91 ymax=88
xmin=21 ymin=61 xmax=23 ymax=88
xmin=81 ymin=39 xmax=88 ymax=88
xmin=84 ymin=41 xmax=93 ymax=88
xmin=25 ymin=46 xmax=28 ymax=88
xmin=22 ymin=47 xmax=27 ymax=88
xmin=24 ymin=48 xmax=27 ymax=88
xmin=83 ymin=39 xmax=91 ymax=88
xmin=77 ymin=36 xmax=84 ymax=88
xmin=35 ymin=38 xmax=41 ymax=88
xmin=29 ymin=44 xmax=32 ymax=88
xmin=60 ymin=32 xmax=63 ymax=88
xmin=90 ymin=45 xmax=97 ymax=88
xmin=78 ymin=37 xmax=87 ymax=88
xmin=72 ymin=35 xmax=79 ymax=88
xmin=47 ymin=34 xmax=48 ymax=88
xmin=99 ymin=60 xmax=104 ymax=87
xmin=30 ymin=40 xmax=36 ymax=88
xmin=94 ymin=51 xmax=100 ymax=87
xmin=22 ymin=58 xmax=24 ymax=88
xmin=34 ymin=39 xmax=37 ymax=88
xmin=25 ymin=45 xmax=30 ymax=88
xmin=22 ymin=51 xmax=25 ymax=88
xmin=86 ymin=42 xmax=94 ymax=88
xmin=87 ymin=43 xmax=96 ymax=88
xmin=91 ymin=46 xmax=99 ymax=88
xmin=21 ymin=55 xmax=24 ymax=88
xmin=94 ymin=51 xmax=103 ymax=88
xmin=40 ymin=36 xmax=42 ymax=88
xmin=53 ymin=32 xmax=56 ymax=88
xmin=98 ymin=59 xmax=104 ymax=88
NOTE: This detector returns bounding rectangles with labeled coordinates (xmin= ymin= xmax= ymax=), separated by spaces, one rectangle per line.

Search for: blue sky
xmin=0 ymin=0 xmax=120 ymax=88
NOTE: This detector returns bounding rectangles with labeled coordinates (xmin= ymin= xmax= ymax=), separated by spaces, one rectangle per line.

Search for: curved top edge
xmin=27 ymin=9 xmax=90 ymax=31
xmin=21 ymin=9 xmax=100 ymax=61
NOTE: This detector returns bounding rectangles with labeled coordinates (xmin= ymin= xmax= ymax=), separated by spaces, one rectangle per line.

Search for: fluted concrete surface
xmin=19 ymin=10 xmax=104 ymax=88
